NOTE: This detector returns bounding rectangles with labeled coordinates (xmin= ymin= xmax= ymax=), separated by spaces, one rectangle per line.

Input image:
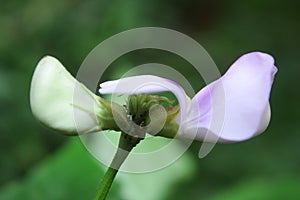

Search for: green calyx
xmin=156 ymin=105 xmax=180 ymax=138
xmin=96 ymin=97 xmax=119 ymax=130
xmin=96 ymin=93 xmax=180 ymax=139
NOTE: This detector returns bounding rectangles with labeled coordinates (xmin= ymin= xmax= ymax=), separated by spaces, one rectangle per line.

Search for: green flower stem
xmin=94 ymin=132 xmax=142 ymax=200
xmin=93 ymin=167 xmax=117 ymax=200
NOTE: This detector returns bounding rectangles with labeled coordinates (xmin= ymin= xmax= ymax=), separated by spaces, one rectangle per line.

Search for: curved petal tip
xmin=30 ymin=56 xmax=101 ymax=135
xmin=183 ymin=51 xmax=277 ymax=143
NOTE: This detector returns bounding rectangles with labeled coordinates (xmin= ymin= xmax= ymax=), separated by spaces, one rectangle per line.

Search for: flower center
xmin=126 ymin=94 xmax=174 ymax=127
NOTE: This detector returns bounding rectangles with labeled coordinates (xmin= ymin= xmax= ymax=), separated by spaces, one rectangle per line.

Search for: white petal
xmin=183 ymin=52 xmax=277 ymax=142
xmin=30 ymin=56 xmax=101 ymax=135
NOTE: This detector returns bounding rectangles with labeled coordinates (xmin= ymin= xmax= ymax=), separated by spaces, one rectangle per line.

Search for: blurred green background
xmin=1 ymin=0 xmax=299 ymax=199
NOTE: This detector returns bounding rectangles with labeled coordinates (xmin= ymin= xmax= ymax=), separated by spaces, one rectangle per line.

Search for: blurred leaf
xmin=0 ymin=136 xmax=196 ymax=200
xmin=0 ymin=138 xmax=115 ymax=200
xmin=209 ymin=176 xmax=300 ymax=200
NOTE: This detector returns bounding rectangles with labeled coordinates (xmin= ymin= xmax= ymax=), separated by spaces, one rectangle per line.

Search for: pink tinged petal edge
xmin=99 ymin=75 xmax=189 ymax=128
xmin=183 ymin=52 xmax=278 ymax=142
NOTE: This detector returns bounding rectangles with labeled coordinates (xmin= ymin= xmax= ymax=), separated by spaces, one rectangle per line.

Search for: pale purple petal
xmin=99 ymin=75 xmax=188 ymax=125
xmin=183 ymin=52 xmax=277 ymax=142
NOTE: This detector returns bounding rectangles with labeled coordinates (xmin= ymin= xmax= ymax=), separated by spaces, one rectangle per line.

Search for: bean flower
xmin=30 ymin=51 xmax=277 ymax=200
xmin=30 ymin=52 xmax=277 ymax=143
